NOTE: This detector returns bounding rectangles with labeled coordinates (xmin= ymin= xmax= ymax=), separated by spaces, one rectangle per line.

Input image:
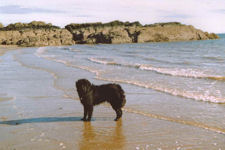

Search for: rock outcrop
xmin=0 ymin=21 xmax=74 ymax=47
xmin=66 ymin=21 xmax=219 ymax=44
xmin=0 ymin=23 xmax=3 ymax=29
xmin=0 ymin=21 xmax=219 ymax=47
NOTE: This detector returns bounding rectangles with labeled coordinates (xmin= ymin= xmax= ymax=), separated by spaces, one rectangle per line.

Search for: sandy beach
xmin=0 ymin=45 xmax=225 ymax=150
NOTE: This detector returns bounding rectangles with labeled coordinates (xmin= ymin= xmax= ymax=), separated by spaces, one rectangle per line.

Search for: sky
xmin=0 ymin=0 xmax=225 ymax=33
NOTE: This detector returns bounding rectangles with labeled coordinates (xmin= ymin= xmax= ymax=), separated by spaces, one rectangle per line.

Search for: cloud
xmin=0 ymin=0 xmax=225 ymax=32
xmin=213 ymin=9 xmax=225 ymax=13
xmin=0 ymin=5 xmax=64 ymax=14
xmin=164 ymin=14 xmax=191 ymax=19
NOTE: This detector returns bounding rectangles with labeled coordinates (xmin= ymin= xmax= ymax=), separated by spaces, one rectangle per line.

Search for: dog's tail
xmin=117 ymin=85 xmax=126 ymax=107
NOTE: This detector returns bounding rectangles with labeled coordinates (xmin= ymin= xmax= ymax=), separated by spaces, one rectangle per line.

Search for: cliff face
xmin=137 ymin=24 xmax=209 ymax=42
xmin=66 ymin=21 xmax=219 ymax=44
xmin=0 ymin=21 xmax=74 ymax=47
xmin=66 ymin=25 xmax=132 ymax=44
xmin=0 ymin=21 xmax=219 ymax=47
xmin=0 ymin=29 xmax=74 ymax=47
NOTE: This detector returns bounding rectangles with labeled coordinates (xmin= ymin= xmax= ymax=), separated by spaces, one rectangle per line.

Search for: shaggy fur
xmin=76 ymin=79 xmax=126 ymax=121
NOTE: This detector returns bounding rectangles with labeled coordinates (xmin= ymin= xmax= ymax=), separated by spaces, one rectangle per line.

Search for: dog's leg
xmin=81 ymin=105 xmax=88 ymax=121
xmin=114 ymin=108 xmax=123 ymax=121
xmin=87 ymin=105 xmax=93 ymax=121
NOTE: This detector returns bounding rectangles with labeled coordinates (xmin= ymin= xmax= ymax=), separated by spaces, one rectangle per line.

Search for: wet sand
xmin=0 ymin=45 xmax=18 ymax=55
xmin=0 ymin=47 xmax=225 ymax=150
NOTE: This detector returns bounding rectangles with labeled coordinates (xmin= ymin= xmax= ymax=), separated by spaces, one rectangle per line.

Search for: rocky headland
xmin=0 ymin=21 xmax=219 ymax=47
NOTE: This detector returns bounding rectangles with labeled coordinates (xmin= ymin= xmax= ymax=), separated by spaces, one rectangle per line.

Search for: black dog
xmin=76 ymin=79 xmax=126 ymax=121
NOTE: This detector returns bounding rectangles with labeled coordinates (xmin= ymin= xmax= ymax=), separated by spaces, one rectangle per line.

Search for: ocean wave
xmin=137 ymin=64 xmax=225 ymax=81
xmin=88 ymin=57 xmax=120 ymax=65
xmin=34 ymin=47 xmax=56 ymax=59
xmin=99 ymin=78 xmax=225 ymax=103
xmin=138 ymin=64 xmax=206 ymax=78
xmin=34 ymin=47 xmax=46 ymax=57
xmin=100 ymin=73 xmax=225 ymax=103
xmin=35 ymin=52 xmax=225 ymax=103
xmin=89 ymin=57 xmax=225 ymax=81
xmin=35 ymin=49 xmax=102 ymax=76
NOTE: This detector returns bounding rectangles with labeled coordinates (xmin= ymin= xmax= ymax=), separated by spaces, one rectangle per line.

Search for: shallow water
xmin=0 ymin=36 xmax=225 ymax=149
xmin=37 ymin=36 xmax=225 ymax=103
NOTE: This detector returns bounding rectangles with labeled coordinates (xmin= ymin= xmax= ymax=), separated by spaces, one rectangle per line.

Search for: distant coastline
xmin=0 ymin=21 xmax=219 ymax=47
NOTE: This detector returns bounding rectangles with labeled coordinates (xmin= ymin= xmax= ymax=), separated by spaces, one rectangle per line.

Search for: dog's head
xmin=76 ymin=79 xmax=92 ymax=100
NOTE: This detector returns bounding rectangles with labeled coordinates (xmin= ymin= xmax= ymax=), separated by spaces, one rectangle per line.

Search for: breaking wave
xmin=137 ymin=64 xmax=225 ymax=81
xmin=89 ymin=57 xmax=225 ymax=81
xmin=99 ymin=78 xmax=225 ymax=103
xmin=35 ymin=49 xmax=225 ymax=103
xmin=88 ymin=57 xmax=120 ymax=65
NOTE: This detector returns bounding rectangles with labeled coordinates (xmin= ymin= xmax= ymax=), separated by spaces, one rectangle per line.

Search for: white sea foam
xmin=99 ymin=78 xmax=225 ymax=103
xmin=138 ymin=64 xmax=225 ymax=81
xmin=139 ymin=64 xmax=205 ymax=78
xmin=88 ymin=57 xmax=225 ymax=81
xmin=35 ymin=47 xmax=55 ymax=59
xmin=35 ymin=49 xmax=225 ymax=103
xmin=88 ymin=57 xmax=119 ymax=65
xmin=34 ymin=47 xmax=46 ymax=58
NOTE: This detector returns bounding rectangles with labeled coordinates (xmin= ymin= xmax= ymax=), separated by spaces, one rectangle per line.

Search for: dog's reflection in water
xmin=79 ymin=120 xmax=125 ymax=150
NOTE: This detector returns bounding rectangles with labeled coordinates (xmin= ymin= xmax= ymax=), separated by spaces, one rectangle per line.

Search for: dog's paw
xmin=81 ymin=118 xmax=87 ymax=121
xmin=86 ymin=118 xmax=91 ymax=121
xmin=114 ymin=118 xmax=120 ymax=121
